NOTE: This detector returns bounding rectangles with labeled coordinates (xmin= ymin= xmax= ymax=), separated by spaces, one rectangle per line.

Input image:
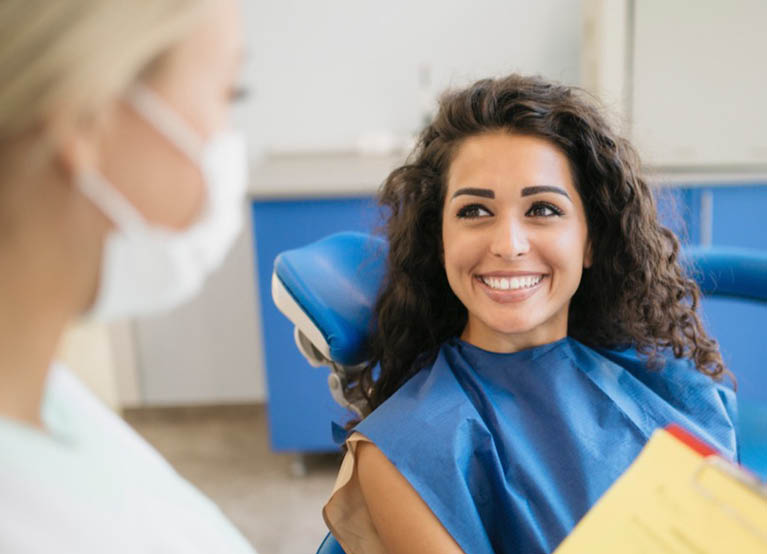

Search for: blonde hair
xmin=0 ymin=0 xmax=211 ymax=160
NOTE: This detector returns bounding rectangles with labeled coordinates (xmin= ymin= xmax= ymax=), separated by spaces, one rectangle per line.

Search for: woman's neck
xmin=0 ymin=272 xmax=69 ymax=427
xmin=461 ymin=315 xmax=568 ymax=354
xmin=0 ymin=168 xmax=101 ymax=428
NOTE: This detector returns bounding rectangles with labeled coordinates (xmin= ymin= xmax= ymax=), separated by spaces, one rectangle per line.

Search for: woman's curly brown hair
xmin=351 ymin=73 xmax=725 ymax=416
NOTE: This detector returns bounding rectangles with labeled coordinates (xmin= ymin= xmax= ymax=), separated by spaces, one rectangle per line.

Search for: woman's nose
xmin=490 ymin=217 xmax=530 ymax=259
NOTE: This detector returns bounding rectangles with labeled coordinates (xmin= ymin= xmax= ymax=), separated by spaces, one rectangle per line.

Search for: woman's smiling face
xmin=442 ymin=131 xmax=591 ymax=353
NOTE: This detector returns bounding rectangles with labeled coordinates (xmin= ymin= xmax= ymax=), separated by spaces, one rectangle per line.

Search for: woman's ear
xmin=53 ymin=131 xmax=96 ymax=183
xmin=49 ymin=104 xmax=113 ymax=185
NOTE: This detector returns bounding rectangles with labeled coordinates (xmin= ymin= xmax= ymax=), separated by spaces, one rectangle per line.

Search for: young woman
xmin=323 ymin=74 xmax=737 ymax=554
xmin=0 ymin=1 xmax=257 ymax=551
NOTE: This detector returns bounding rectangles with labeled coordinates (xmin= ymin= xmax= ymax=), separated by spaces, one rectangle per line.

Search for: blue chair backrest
xmin=682 ymin=246 xmax=767 ymax=302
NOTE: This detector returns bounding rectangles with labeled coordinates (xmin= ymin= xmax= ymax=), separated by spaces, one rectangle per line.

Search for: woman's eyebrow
xmin=520 ymin=185 xmax=571 ymax=200
xmin=451 ymin=187 xmax=495 ymax=199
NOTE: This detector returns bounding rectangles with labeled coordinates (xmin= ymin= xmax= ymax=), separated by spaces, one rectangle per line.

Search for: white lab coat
xmin=0 ymin=364 xmax=257 ymax=553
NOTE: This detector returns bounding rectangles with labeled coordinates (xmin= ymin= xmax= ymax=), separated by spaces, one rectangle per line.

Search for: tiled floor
xmin=124 ymin=404 xmax=341 ymax=554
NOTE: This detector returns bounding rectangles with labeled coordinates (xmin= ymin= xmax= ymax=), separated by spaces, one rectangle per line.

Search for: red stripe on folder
xmin=665 ymin=424 xmax=718 ymax=457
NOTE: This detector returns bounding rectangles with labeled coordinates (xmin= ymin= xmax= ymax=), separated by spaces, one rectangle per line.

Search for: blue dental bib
xmin=354 ymin=337 xmax=737 ymax=553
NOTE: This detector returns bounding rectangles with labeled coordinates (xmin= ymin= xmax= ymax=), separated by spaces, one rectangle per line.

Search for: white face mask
xmin=77 ymin=85 xmax=248 ymax=320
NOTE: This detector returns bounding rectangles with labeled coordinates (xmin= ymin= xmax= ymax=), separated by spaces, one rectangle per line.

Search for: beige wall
xmin=57 ymin=321 xmax=121 ymax=410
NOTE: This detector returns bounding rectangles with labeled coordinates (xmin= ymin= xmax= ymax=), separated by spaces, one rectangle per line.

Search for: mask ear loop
xmin=76 ymin=170 xmax=148 ymax=231
xmin=127 ymin=84 xmax=204 ymax=164
xmin=126 ymin=83 xmax=214 ymax=229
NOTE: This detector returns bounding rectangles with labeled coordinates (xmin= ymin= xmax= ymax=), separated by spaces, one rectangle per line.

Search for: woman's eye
xmin=229 ymin=85 xmax=250 ymax=103
xmin=457 ymin=204 xmax=492 ymax=219
xmin=526 ymin=202 xmax=563 ymax=217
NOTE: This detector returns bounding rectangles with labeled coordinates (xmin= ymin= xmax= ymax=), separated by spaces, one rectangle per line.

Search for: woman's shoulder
xmin=589 ymin=341 xmax=736 ymax=402
xmin=577 ymin=340 xmax=738 ymax=459
xmin=355 ymin=343 xmax=489 ymax=445
xmin=0 ymin=364 xmax=257 ymax=554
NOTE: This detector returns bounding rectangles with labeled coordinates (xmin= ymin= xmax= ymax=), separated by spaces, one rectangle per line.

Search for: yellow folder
xmin=555 ymin=426 xmax=767 ymax=553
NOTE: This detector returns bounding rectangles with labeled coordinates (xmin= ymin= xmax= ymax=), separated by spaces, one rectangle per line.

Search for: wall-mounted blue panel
xmin=705 ymin=184 xmax=767 ymax=477
xmin=655 ymin=187 xmax=701 ymax=245
xmin=699 ymin=297 xmax=767 ymax=405
xmin=711 ymin=185 xmax=767 ymax=250
xmin=251 ymin=197 xmax=380 ymax=452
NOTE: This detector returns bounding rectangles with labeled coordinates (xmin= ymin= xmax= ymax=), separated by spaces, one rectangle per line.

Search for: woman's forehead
xmin=160 ymin=0 xmax=244 ymax=81
xmin=446 ymin=132 xmax=576 ymax=198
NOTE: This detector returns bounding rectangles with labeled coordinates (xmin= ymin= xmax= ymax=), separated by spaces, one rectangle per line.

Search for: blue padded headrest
xmin=682 ymin=247 xmax=767 ymax=302
xmin=274 ymin=232 xmax=387 ymax=366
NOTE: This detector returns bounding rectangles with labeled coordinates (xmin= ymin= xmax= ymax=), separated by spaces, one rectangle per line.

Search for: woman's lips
xmin=474 ymin=273 xmax=547 ymax=303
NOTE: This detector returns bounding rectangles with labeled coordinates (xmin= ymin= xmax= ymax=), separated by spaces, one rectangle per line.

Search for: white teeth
xmin=480 ymin=275 xmax=543 ymax=291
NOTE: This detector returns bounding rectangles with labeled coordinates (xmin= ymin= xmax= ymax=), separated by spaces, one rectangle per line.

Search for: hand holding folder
xmin=555 ymin=425 xmax=767 ymax=553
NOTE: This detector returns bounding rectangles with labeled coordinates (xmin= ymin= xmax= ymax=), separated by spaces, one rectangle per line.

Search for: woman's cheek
xmin=551 ymin=224 xmax=588 ymax=261
xmin=454 ymin=233 xmax=484 ymax=269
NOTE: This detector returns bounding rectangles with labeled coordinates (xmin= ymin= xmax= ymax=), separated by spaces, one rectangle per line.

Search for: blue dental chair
xmin=271 ymin=232 xmax=767 ymax=554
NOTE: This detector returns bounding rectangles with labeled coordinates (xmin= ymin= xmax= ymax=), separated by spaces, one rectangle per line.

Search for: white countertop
xmin=248 ymin=151 xmax=407 ymax=199
xmin=648 ymin=167 xmax=767 ymax=188
xmin=248 ymin=152 xmax=767 ymax=199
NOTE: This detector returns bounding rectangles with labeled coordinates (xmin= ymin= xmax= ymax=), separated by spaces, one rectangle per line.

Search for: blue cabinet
xmin=251 ymin=197 xmax=380 ymax=452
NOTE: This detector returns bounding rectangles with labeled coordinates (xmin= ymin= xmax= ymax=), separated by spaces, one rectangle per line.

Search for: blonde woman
xmin=0 ymin=1 xmax=257 ymax=551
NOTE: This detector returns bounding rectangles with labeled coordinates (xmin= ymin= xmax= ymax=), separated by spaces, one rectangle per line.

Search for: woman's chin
xmin=483 ymin=316 xmax=541 ymax=337
xmin=463 ymin=312 xmax=567 ymax=350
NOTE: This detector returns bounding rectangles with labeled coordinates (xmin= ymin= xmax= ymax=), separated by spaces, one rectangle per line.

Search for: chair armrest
xmin=682 ymin=246 xmax=767 ymax=302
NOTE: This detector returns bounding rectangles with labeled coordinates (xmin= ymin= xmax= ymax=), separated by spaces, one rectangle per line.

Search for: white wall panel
xmin=239 ymin=0 xmax=582 ymax=154
xmin=631 ymin=0 xmax=767 ymax=169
